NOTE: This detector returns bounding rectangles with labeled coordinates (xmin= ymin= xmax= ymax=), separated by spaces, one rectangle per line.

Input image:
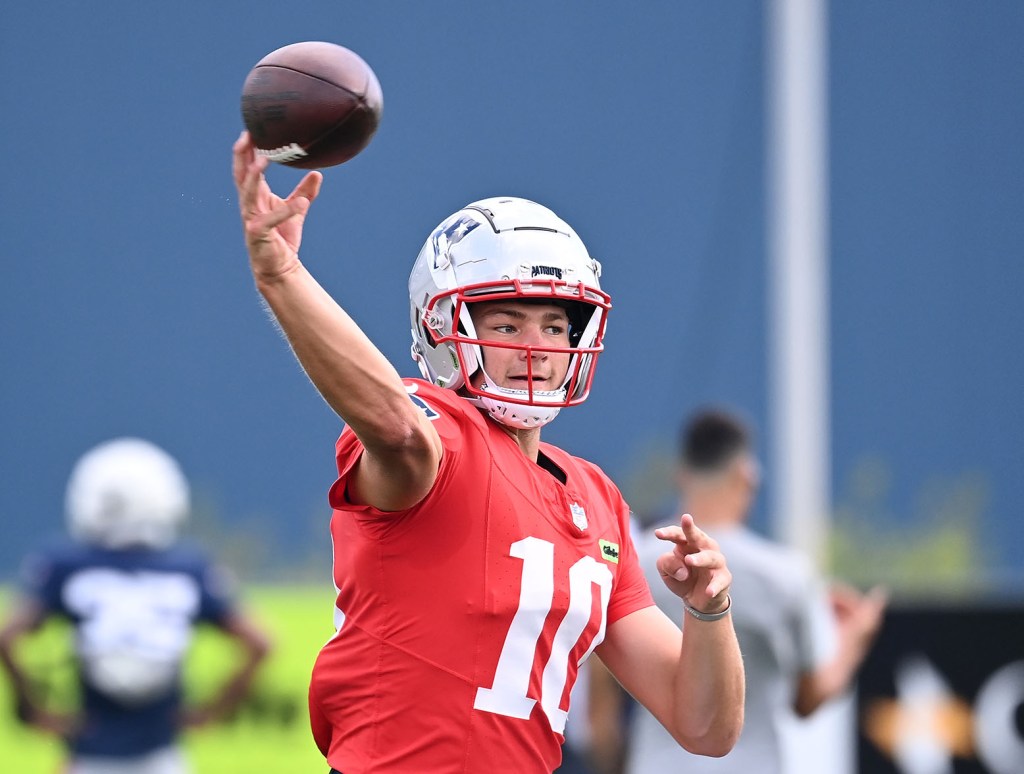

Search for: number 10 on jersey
xmin=473 ymin=536 xmax=613 ymax=734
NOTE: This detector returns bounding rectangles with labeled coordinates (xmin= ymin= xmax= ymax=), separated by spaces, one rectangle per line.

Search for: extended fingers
xmin=657 ymin=548 xmax=732 ymax=596
xmin=653 ymin=513 xmax=696 ymax=545
xmin=249 ymin=198 xmax=306 ymax=238
xmin=256 ymin=173 xmax=322 ymax=234
xmin=653 ymin=524 xmax=685 ymax=545
xmin=232 ymin=131 xmax=257 ymax=187
xmin=681 ymin=513 xmax=718 ymax=550
xmin=654 ymin=513 xmax=717 ymax=551
xmin=236 ymin=154 xmax=270 ymax=219
xmin=235 ymin=152 xmax=302 ymax=242
xmin=685 ymin=550 xmax=731 ymax=596
xmin=684 ymin=548 xmax=724 ymax=570
xmin=290 ymin=171 xmax=323 ymax=204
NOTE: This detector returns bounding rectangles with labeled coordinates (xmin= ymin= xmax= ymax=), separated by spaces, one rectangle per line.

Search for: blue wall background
xmin=2 ymin=2 xmax=1021 ymax=587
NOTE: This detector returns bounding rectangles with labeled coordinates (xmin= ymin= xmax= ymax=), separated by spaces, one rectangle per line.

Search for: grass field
xmin=0 ymin=585 xmax=336 ymax=773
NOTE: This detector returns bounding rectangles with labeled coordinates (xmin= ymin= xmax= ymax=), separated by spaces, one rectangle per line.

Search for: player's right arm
xmin=0 ymin=599 xmax=46 ymax=718
xmin=232 ymin=132 xmax=442 ymax=511
xmin=0 ymin=598 xmax=77 ymax=737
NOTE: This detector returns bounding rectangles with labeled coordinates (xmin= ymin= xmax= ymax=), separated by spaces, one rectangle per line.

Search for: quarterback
xmin=232 ymin=131 xmax=744 ymax=773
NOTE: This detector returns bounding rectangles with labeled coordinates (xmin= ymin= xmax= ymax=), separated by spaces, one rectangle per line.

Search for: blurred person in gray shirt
xmin=593 ymin=408 xmax=886 ymax=774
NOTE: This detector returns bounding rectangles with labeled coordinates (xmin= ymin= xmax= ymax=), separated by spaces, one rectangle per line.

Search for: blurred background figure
xmin=557 ymin=510 xmax=647 ymax=774
xmin=0 ymin=438 xmax=271 ymax=774
xmin=590 ymin=408 xmax=887 ymax=774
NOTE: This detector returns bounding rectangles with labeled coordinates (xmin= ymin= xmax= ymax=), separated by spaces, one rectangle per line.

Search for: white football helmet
xmin=65 ymin=438 xmax=190 ymax=549
xmin=409 ymin=196 xmax=610 ymax=429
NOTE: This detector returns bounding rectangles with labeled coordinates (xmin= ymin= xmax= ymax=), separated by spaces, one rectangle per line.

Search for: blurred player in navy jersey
xmin=232 ymin=132 xmax=744 ymax=773
xmin=0 ymin=437 xmax=271 ymax=774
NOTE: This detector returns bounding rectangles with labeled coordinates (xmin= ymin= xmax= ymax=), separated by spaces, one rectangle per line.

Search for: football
xmin=240 ymin=41 xmax=383 ymax=169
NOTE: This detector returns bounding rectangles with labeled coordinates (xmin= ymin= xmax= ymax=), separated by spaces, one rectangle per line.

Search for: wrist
xmin=252 ymin=256 xmax=303 ymax=287
xmin=683 ymin=594 xmax=732 ymax=622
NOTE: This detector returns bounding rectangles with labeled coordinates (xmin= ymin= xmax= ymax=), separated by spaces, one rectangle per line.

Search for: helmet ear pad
xmin=454 ymin=302 xmax=481 ymax=380
xmin=411 ymin=293 xmax=468 ymax=391
xmin=558 ymin=299 xmax=591 ymax=347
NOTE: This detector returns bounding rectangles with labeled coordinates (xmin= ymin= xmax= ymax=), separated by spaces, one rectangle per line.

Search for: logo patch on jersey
xmin=570 ymin=502 xmax=588 ymax=531
xmin=405 ymin=384 xmax=440 ymax=420
xmin=599 ymin=540 xmax=620 ymax=563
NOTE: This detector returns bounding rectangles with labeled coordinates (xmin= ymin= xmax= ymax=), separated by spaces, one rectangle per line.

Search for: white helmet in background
xmin=408 ymin=196 xmax=611 ymax=429
xmin=65 ymin=438 xmax=190 ymax=549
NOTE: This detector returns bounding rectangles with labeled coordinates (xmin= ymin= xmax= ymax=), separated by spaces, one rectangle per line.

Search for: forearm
xmin=191 ymin=617 xmax=271 ymax=725
xmin=672 ymin=614 xmax=745 ymax=756
xmin=586 ymin=659 xmax=627 ymax=774
xmin=0 ymin=605 xmax=44 ymax=706
xmin=0 ymin=619 xmax=70 ymax=733
xmin=795 ymin=590 xmax=888 ymax=717
xmin=203 ymin=649 xmax=266 ymax=720
xmin=794 ymin=637 xmax=869 ymax=716
xmin=0 ymin=643 xmax=34 ymax=705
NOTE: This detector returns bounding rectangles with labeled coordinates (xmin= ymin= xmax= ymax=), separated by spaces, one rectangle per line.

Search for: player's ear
xmin=736 ymin=453 xmax=760 ymax=491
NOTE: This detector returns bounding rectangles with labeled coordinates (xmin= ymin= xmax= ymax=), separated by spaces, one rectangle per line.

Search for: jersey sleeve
xmin=327 ymin=380 xmax=467 ymax=521
xmin=190 ymin=550 xmax=238 ymax=624
xmin=17 ymin=549 xmax=66 ymax=615
xmin=195 ymin=561 xmax=237 ymax=618
xmin=605 ymin=505 xmax=655 ymax=625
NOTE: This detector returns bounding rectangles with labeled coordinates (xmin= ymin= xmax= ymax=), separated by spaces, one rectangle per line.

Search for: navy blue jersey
xmin=18 ymin=540 xmax=236 ymax=757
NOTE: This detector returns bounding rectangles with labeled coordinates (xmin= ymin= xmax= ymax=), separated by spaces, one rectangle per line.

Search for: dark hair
xmin=680 ymin=408 xmax=752 ymax=473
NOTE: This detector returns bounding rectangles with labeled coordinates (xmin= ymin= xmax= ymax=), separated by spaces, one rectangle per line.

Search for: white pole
xmin=767 ymin=5 xmax=850 ymax=773
xmin=767 ymin=0 xmax=830 ymax=568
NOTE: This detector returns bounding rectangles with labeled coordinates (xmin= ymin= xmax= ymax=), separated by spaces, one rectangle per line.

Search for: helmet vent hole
xmin=512 ymin=226 xmax=558 ymax=233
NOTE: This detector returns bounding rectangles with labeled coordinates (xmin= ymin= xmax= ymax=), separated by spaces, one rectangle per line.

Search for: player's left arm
xmin=597 ymin=515 xmax=744 ymax=757
xmin=794 ymin=582 xmax=887 ymax=716
xmin=181 ymin=611 xmax=272 ymax=728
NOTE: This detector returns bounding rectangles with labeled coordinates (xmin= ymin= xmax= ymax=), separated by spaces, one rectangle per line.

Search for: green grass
xmin=0 ymin=585 xmax=337 ymax=773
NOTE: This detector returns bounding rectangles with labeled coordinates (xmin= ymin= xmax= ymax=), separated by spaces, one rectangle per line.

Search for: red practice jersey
xmin=309 ymin=379 xmax=653 ymax=773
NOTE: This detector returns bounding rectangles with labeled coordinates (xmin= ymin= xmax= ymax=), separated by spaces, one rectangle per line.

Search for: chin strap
xmin=467 ymin=379 xmax=565 ymax=429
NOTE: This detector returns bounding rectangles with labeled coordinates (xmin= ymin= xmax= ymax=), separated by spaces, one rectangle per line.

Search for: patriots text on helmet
xmin=531 ymin=265 xmax=563 ymax=280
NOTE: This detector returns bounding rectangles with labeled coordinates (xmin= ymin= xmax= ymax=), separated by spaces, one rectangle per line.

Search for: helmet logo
xmin=531 ymin=265 xmax=563 ymax=280
xmin=431 ymin=215 xmax=481 ymax=269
